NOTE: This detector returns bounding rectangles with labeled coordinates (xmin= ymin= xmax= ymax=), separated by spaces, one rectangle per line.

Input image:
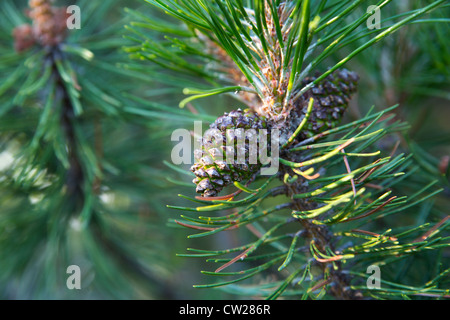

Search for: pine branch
xmin=53 ymin=48 xmax=86 ymax=209
xmin=130 ymin=0 xmax=449 ymax=300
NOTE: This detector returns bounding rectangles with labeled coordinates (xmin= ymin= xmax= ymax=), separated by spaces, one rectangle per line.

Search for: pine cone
xmin=285 ymin=69 xmax=359 ymax=142
xmin=28 ymin=0 xmax=68 ymax=47
xmin=191 ymin=109 xmax=269 ymax=197
xmin=12 ymin=24 xmax=36 ymax=52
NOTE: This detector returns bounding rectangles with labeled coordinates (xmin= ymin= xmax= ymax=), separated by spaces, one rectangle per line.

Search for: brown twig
xmin=215 ymin=246 xmax=254 ymax=273
xmin=342 ymin=148 xmax=357 ymax=204
xmin=350 ymin=229 xmax=398 ymax=242
xmin=196 ymin=189 xmax=242 ymax=201
xmin=355 ymin=159 xmax=383 ymax=183
xmin=389 ymin=140 xmax=401 ymax=158
xmin=314 ymin=254 xmax=347 ymax=263
xmin=186 ymin=102 xmax=199 ymax=115
xmin=344 ymin=196 xmax=397 ymax=222
xmin=174 ymin=220 xmax=216 ymax=231
xmin=358 ymin=113 xmax=394 ymax=128
xmin=412 ymin=215 xmax=450 ymax=244
xmin=439 ymin=156 xmax=450 ymax=175
xmin=246 ymin=224 xmax=264 ymax=238
xmin=309 ymin=278 xmax=332 ymax=292
xmin=174 ymin=219 xmax=239 ymax=232
xmin=364 ymin=183 xmax=385 ymax=190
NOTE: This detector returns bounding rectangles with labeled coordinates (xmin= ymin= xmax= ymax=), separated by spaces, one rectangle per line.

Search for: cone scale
xmin=286 ymin=69 xmax=360 ymax=141
xmin=191 ymin=109 xmax=269 ymax=197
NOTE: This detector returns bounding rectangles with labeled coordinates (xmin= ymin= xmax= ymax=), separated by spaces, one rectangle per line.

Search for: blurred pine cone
xmin=191 ymin=109 xmax=269 ymax=197
xmin=28 ymin=0 xmax=68 ymax=47
xmin=12 ymin=24 xmax=36 ymax=52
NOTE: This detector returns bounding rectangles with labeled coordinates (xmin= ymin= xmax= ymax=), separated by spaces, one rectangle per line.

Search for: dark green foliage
xmin=0 ymin=0 xmax=181 ymax=299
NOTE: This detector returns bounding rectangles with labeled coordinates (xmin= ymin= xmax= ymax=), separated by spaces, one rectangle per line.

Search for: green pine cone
xmin=287 ymin=69 xmax=359 ymax=141
xmin=191 ymin=109 xmax=269 ymax=197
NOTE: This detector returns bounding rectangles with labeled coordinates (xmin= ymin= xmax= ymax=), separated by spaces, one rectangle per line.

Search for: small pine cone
xmin=284 ymin=69 xmax=359 ymax=142
xmin=29 ymin=0 xmax=68 ymax=46
xmin=12 ymin=24 xmax=36 ymax=52
xmin=191 ymin=109 xmax=269 ymax=197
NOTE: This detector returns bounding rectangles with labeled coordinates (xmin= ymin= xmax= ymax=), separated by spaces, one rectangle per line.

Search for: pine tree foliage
xmin=0 ymin=0 xmax=182 ymax=299
xmin=127 ymin=0 xmax=450 ymax=299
